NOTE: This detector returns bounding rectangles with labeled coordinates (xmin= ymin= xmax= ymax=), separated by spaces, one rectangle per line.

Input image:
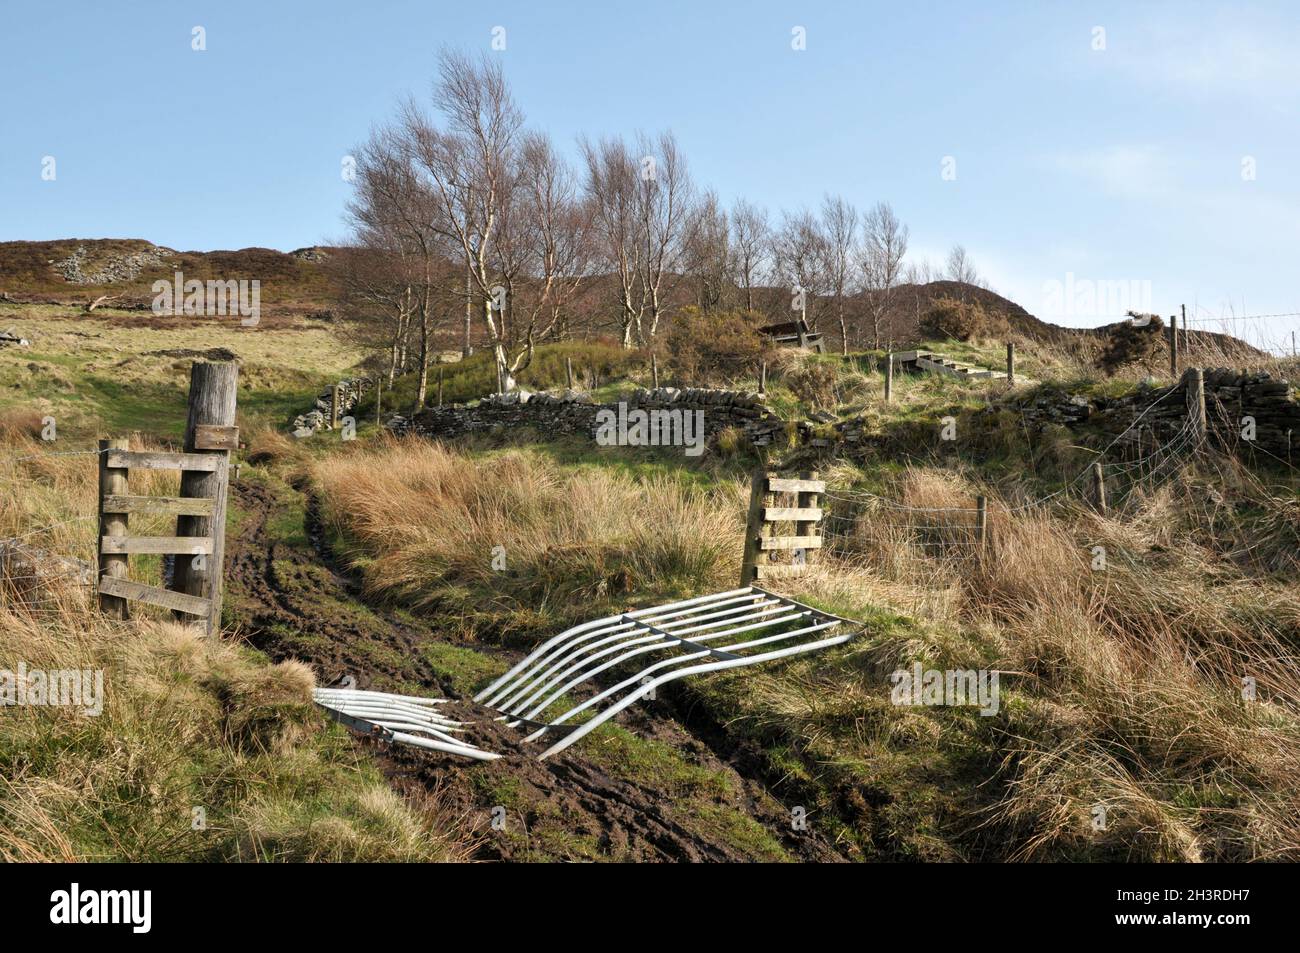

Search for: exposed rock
xmin=51 ymin=243 xmax=174 ymax=285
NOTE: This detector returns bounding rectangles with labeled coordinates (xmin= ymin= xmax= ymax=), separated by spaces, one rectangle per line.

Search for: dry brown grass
xmin=314 ymin=437 xmax=745 ymax=631
xmin=822 ymin=461 xmax=1300 ymax=860
xmin=0 ymin=438 xmax=475 ymax=862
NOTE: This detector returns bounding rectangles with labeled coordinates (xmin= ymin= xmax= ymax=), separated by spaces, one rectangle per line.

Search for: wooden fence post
xmin=1187 ymin=367 xmax=1207 ymax=449
xmin=975 ymin=495 xmax=987 ymax=547
xmin=651 ymin=353 xmax=660 ymax=389
xmin=1006 ymin=342 xmax=1015 ymax=386
xmin=565 ymin=355 xmax=574 ymax=389
xmin=740 ymin=469 xmax=771 ymax=587
xmin=330 ymin=384 xmax=340 ymax=429
xmin=97 ymin=437 xmax=130 ymax=619
xmin=170 ymin=362 xmax=238 ymax=634
xmin=795 ymin=470 xmax=819 ymax=567
xmin=884 ymin=352 xmax=893 ymax=403
xmin=1169 ymin=316 xmax=1179 ymax=377
xmin=1091 ymin=461 xmax=1107 ymax=515
xmin=758 ymin=360 xmax=767 ymax=395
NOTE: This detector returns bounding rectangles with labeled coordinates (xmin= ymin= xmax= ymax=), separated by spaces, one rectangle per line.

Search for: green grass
xmin=422 ymin=642 xmax=508 ymax=696
xmin=0 ymin=303 xmax=366 ymax=443
xmin=691 ymin=805 xmax=792 ymax=862
xmin=584 ymin=724 xmax=731 ymax=798
xmin=358 ymin=341 xmax=652 ymax=416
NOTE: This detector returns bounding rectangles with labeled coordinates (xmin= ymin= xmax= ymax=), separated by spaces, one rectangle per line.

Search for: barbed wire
xmin=0 ymin=514 xmax=98 ymax=545
xmin=0 ymin=446 xmax=106 ymax=464
xmin=819 ymin=384 xmax=1204 ymax=553
xmin=1184 ymin=311 xmax=1300 ymax=325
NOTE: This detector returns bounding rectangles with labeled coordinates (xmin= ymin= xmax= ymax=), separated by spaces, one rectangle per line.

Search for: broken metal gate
xmin=315 ymin=591 xmax=858 ymax=761
xmin=481 ymin=585 xmax=857 ymax=758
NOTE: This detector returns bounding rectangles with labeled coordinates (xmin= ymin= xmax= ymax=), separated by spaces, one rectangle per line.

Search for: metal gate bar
xmin=475 ymin=586 xmax=860 ymax=759
xmin=314 ymin=687 xmax=501 ymax=761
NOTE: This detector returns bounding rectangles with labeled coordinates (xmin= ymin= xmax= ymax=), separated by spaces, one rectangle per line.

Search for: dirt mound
xmin=146 ymin=347 xmax=240 ymax=362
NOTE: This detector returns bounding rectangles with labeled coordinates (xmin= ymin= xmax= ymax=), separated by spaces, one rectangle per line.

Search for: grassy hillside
xmin=307 ymin=382 xmax=1300 ymax=860
xmin=2 ymin=279 xmax=1297 ymax=862
xmin=0 ymin=302 xmax=365 ymax=441
xmin=0 ymin=240 xmax=337 ymax=325
xmin=0 ymin=428 xmax=472 ymax=862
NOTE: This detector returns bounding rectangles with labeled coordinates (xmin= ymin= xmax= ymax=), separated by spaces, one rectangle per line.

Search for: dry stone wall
xmin=1012 ymin=368 xmax=1297 ymax=452
xmin=825 ymin=367 xmax=1297 ymax=457
xmin=292 ymin=378 xmax=370 ymax=437
xmin=388 ymin=387 xmax=787 ymax=450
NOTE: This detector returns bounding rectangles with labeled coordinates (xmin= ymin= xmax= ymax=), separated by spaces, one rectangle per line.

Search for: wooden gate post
xmin=1186 ymin=367 xmax=1207 ymax=450
xmin=1091 ymin=461 xmax=1107 ymax=515
xmin=1169 ymin=316 xmax=1179 ymax=377
xmin=97 ymin=437 xmax=131 ymax=619
xmin=794 ymin=470 xmax=819 ymax=568
xmin=740 ymin=469 xmax=771 ymax=587
xmin=170 ymin=362 xmax=238 ymax=634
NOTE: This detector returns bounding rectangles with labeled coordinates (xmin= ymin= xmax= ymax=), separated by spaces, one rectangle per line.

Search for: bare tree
xmin=495 ymin=131 xmax=594 ymax=360
xmin=329 ymin=238 xmax=416 ymax=386
xmin=772 ymin=208 xmax=828 ymax=331
xmin=582 ymin=135 xmax=644 ymax=347
xmin=819 ymin=194 xmax=859 ymax=354
xmin=406 ymin=49 xmax=525 ymax=392
xmin=344 ymin=123 xmax=450 ymax=409
xmin=635 ymin=130 xmax=694 ymax=342
xmin=902 ymin=257 xmax=938 ymax=339
xmin=730 ymin=198 xmax=769 ymax=313
xmin=860 ymin=201 xmax=909 ymax=350
xmin=683 ymin=190 xmax=731 ymax=312
xmin=945 ymin=244 xmax=978 ymax=301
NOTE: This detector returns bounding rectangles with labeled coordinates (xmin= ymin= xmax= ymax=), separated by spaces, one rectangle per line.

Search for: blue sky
xmin=3 ymin=1 xmax=1298 ymax=349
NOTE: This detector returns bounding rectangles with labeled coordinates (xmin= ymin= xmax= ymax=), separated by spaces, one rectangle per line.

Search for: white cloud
xmin=1114 ymin=13 xmax=1300 ymax=105
xmin=1052 ymin=145 xmax=1172 ymax=199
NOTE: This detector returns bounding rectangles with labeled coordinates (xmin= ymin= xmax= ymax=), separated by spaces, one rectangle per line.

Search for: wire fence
xmin=820 ymin=385 xmax=1204 ymax=559
xmin=0 ymin=443 xmax=104 ymax=613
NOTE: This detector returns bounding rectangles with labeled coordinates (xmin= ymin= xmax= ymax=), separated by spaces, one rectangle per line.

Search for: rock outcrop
xmin=51 ymin=243 xmax=174 ymax=285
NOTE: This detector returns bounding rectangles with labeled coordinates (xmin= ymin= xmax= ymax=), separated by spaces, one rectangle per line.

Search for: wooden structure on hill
xmin=758 ymin=317 xmax=825 ymax=353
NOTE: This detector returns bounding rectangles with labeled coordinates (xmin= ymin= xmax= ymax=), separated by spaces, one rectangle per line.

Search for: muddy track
xmin=226 ymin=479 xmax=848 ymax=862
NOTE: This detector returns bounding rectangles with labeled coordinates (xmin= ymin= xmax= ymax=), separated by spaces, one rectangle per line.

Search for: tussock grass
xmin=0 ymin=438 xmax=474 ymax=862
xmin=314 ymin=434 xmax=1300 ymax=859
xmin=812 ymin=460 xmax=1300 ymax=860
xmin=315 ymin=437 xmax=744 ymax=636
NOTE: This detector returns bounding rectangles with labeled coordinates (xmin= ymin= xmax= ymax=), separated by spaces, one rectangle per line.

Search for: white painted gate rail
xmin=474 ymin=586 xmax=858 ymax=759
xmin=313 ymin=687 xmax=501 ymax=761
